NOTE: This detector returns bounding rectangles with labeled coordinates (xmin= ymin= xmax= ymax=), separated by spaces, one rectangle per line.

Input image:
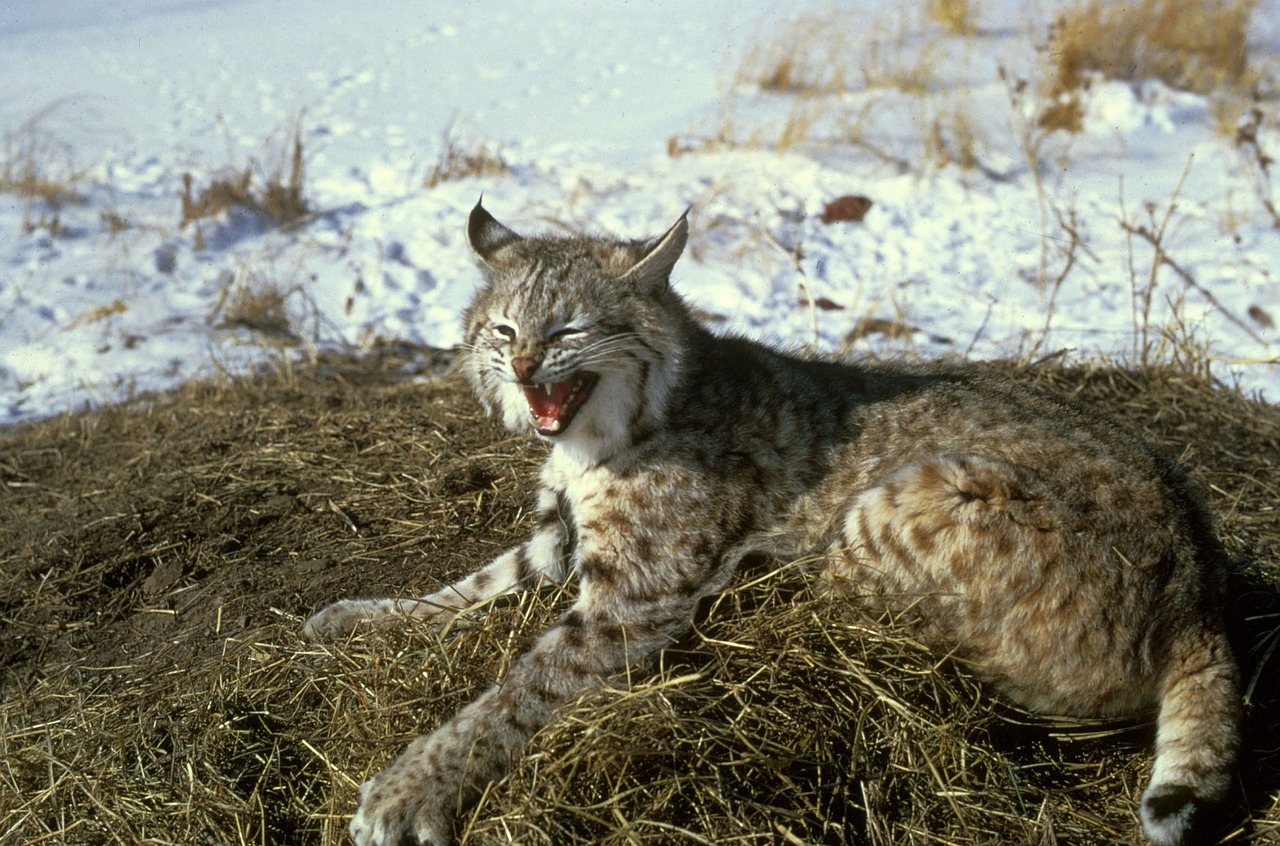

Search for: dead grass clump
xmin=735 ymin=10 xmax=938 ymax=98
xmin=180 ymin=124 xmax=309 ymax=243
xmin=0 ymin=120 xmax=84 ymax=208
xmin=734 ymin=12 xmax=855 ymax=96
xmin=927 ymin=0 xmax=979 ymax=36
xmin=2 ymin=111 xmax=87 ymax=237
xmin=698 ymin=7 xmax=946 ymax=159
xmin=211 ymin=270 xmax=303 ymax=343
xmin=424 ymin=124 xmax=511 ymax=189
xmin=1 ymin=350 xmax=1279 ymax=844
xmin=1040 ymin=0 xmax=1259 ymax=131
xmin=924 ymin=105 xmax=984 ymax=171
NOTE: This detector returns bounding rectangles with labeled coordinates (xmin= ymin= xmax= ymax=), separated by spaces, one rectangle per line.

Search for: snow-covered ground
xmin=2 ymin=0 xmax=1278 ymax=427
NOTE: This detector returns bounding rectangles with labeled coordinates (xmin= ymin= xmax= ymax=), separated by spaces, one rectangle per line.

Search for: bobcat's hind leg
xmin=304 ymin=488 xmax=572 ymax=641
xmin=836 ymin=452 xmax=1063 ymax=595
xmin=1140 ymin=628 xmax=1240 ymax=846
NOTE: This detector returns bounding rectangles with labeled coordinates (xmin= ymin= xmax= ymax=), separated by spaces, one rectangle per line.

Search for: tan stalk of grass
xmin=927 ymin=0 xmax=979 ymax=36
xmin=1048 ymin=0 xmax=1255 ymax=95
xmin=180 ymin=121 xmax=309 ymax=237
xmin=210 ymin=270 xmax=303 ymax=344
xmin=855 ymin=12 xmax=942 ymax=96
xmin=773 ymin=98 xmax=825 ymax=153
xmin=423 ymin=123 xmax=510 ymax=189
xmin=1001 ymin=67 xmax=1082 ymax=299
xmin=0 ymin=119 xmax=84 ymax=208
xmin=1040 ymin=0 xmax=1260 ymax=132
xmin=839 ymin=98 xmax=915 ymax=173
xmin=2 ymin=109 xmax=87 ymax=239
xmin=1234 ymin=104 xmax=1280 ymax=227
xmin=705 ymin=6 xmax=944 ymax=158
xmin=922 ymin=104 xmax=983 ymax=171
xmin=735 ymin=8 xmax=938 ymax=96
xmin=733 ymin=12 xmax=855 ymax=95
xmin=1035 ymin=91 xmax=1086 ymax=133
xmin=99 ymin=207 xmax=131 ymax=237
xmin=1022 ymin=204 xmax=1094 ymax=362
xmin=1118 ymin=159 xmax=1264 ymax=373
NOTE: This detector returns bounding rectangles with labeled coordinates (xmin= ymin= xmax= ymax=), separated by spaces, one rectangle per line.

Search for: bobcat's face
xmin=461 ymin=201 xmax=691 ymax=463
xmin=473 ymin=311 xmax=608 ymax=438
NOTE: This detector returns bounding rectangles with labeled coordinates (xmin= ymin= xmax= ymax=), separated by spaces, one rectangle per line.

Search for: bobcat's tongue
xmin=521 ymin=373 xmax=598 ymax=435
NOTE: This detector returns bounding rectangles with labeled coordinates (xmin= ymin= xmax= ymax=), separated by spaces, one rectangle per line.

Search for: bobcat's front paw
xmin=348 ymin=758 xmax=453 ymax=846
xmin=303 ymin=599 xmax=380 ymax=641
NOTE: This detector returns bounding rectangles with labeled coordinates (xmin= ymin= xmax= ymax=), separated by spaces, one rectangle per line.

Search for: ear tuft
xmin=621 ymin=209 xmax=690 ymax=290
xmin=467 ymin=199 xmax=523 ymax=270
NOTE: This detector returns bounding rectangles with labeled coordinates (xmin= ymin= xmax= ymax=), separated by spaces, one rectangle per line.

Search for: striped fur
xmin=305 ymin=202 xmax=1240 ymax=846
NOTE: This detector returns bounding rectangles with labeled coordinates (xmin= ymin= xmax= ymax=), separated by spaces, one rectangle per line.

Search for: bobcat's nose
xmin=511 ymin=356 xmax=540 ymax=383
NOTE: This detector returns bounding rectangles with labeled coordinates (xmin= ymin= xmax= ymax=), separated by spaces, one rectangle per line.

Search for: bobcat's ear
xmin=621 ymin=208 xmax=689 ymax=291
xmin=467 ymin=199 xmax=523 ymax=273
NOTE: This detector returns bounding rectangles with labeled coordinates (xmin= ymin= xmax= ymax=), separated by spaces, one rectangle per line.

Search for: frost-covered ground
xmin=2 ymin=0 xmax=1278 ymax=426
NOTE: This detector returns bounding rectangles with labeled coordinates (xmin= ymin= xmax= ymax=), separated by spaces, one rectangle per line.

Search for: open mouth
xmin=521 ymin=372 xmax=599 ymax=436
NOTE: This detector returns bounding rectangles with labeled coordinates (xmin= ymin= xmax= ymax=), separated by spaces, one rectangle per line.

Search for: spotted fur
xmin=305 ymin=202 xmax=1240 ymax=846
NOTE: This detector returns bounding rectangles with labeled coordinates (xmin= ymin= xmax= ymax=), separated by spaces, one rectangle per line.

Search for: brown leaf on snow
xmin=820 ymin=195 xmax=873 ymax=224
xmin=845 ymin=316 xmax=919 ymax=343
xmin=1248 ymin=305 xmax=1275 ymax=330
xmin=798 ymin=296 xmax=846 ymax=311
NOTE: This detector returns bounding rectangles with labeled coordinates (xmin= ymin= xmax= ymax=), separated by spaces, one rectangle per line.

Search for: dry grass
xmin=923 ymin=105 xmax=984 ymax=171
xmin=927 ymin=0 xmax=979 ymax=36
xmin=210 ymin=270 xmax=304 ymax=343
xmin=694 ymin=6 xmax=998 ymax=168
xmin=1 ymin=109 xmax=87 ymax=238
xmin=1 ymin=348 xmax=1279 ymax=845
xmin=735 ymin=8 xmax=940 ymax=99
xmin=0 ymin=121 xmax=83 ymax=208
xmin=1039 ymin=0 xmax=1260 ymax=131
xmin=424 ymin=124 xmax=510 ymax=190
xmin=1234 ymin=104 xmax=1280 ymax=227
xmin=734 ymin=12 xmax=855 ymax=96
xmin=1045 ymin=0 xmax=1255 ymax=96
xmin=180 ymin=123 xmax=309 ymax=245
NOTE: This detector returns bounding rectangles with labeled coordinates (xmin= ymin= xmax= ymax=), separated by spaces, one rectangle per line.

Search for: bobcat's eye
xmin=491 ymin=323 xmax=517 ymax=341
xmin=548 ymin=326 xmax=585 ymax=342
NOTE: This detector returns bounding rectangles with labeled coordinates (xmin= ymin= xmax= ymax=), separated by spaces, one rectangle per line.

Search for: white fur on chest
xmin=542 ymin=447 xmax=614 ymax=513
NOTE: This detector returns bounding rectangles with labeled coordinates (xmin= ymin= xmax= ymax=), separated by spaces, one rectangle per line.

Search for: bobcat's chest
xmin=545 ymin=448 xmax=739 ymax=605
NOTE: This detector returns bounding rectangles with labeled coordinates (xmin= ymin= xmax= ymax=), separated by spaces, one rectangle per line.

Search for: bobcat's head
xmin=460 ymin=200 xmax=693 ymax=464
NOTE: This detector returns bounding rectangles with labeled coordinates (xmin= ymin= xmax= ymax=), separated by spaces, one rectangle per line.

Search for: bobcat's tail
xmin=1140 ymin=628 xmax=1240 ymax=846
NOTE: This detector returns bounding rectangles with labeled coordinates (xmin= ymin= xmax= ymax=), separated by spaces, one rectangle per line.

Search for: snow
xmin=2 ymin=0 xmax=1278 ymax=426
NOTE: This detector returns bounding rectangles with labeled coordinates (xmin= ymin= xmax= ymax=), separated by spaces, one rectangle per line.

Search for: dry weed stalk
xmin=424 ymin=123 xmax=510 ymax=189
xmin=734 ymin=12 xmax=855 ymax=96
xmin=180 ymin=122 xmax=309 ymax=242
xmin=1024 ymin=204 xmax=1095 ymax=361
xmin=1235 ymin=105 xmax=1280 ymax=227
xmin=1120 ymin=160 xmax=1264 ymax=372
xmin=1045 ymin=0 xmax=1254 ymax=96
xmin=1039 ymin=0 xmax=1259 ymax=132
xmin=922 ymin=104 xmax=984 ymax=172
xmin=2 ymin=109 xmax=87 ymax=239
xmin=926 ymin=0 xmax=979 ymax=36
xmin=0 ymin=113 xmax=84 ymax=208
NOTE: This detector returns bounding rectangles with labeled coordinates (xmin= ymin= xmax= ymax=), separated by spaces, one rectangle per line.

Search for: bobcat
xmin=305 ymin=201 xmax=1241 ymax=846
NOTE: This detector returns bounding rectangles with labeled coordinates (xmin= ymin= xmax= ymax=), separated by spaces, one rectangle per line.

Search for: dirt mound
xmin=1 ymin=348 xmax=1277 ymax=845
